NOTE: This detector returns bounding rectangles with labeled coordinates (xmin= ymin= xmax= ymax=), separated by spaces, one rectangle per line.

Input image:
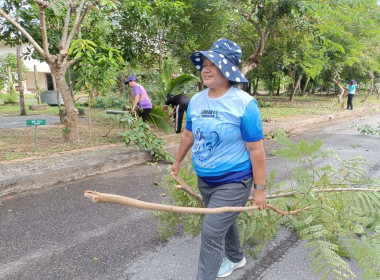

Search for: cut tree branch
xmin=84 ymin=191 xmax=310 ymax=215
xmin=171 ymin=173 xmax=204 ymax=207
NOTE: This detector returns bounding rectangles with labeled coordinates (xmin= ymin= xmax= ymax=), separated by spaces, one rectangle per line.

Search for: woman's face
xmin=127 ymin=80 xmax=136 ymax=88
xmin=201 ymin=58 xmax=229 ymax=89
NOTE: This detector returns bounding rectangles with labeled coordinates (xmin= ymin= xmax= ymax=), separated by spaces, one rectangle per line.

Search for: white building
xmin=0 ymin=43 xmax=55 ymax=93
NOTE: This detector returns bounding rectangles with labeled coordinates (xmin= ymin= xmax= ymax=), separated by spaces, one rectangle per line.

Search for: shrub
xmin=92 ymin=95 xmax=125 ymax=109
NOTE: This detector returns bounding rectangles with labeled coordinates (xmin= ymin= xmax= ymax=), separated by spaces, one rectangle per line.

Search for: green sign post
xmin=26 ymin=119 xmax=46 ymax=151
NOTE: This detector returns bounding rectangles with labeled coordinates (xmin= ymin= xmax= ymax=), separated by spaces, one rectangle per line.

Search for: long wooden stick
xmin=84 ymin=190 xmax=310 ymax=215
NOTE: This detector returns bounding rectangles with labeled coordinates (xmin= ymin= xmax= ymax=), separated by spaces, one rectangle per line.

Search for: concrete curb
xmin=0 ymin=147 xmax=152 ymax=197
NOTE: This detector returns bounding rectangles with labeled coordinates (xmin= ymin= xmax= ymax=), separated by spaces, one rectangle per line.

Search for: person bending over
xmin=125 ymin=76 xmax=153 ymax=122
xmin=163 ymin=93 xmax=190 ymax=133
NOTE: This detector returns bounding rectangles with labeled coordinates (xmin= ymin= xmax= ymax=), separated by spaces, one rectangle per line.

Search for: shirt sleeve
xmin=241 ymin=99 xmax=264 ymax=142
xmin=185 ymin=103 xmax=192 ymax=131
xmin=132 ymin=85 xmax=142 ymax=97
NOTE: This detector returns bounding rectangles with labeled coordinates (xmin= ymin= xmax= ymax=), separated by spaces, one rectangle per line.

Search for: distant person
xmin=163 ymin=93 xmax=190 ymax=133
xmin=347 ymin=79 xmax=355 ymax=110
xmin=125 ymin=76 xmax=153 ymax=122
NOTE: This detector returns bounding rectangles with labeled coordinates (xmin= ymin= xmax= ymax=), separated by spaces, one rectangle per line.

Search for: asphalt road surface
xmin=1 ymin=113 xmax=379 ymax=280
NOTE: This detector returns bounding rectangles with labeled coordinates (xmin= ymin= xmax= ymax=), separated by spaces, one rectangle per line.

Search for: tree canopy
xmin=1 ymin=0 xmax=379 ymax=137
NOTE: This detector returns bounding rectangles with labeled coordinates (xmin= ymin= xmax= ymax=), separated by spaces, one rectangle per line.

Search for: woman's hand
xmin=252 ymin=189 xmax=267 ymax=212
xmin=171 ymin=161 xmax=181 ymax=175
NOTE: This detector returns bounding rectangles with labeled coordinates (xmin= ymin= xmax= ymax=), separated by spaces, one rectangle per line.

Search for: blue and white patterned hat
xmin=190 ymin=38 xmax=248 ymax=83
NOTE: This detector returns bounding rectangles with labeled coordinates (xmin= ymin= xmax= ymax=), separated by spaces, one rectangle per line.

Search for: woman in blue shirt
xmin=347 ymin=79 xmax=356 ymax=110
xmin=171 ymin=39 xmax=267 ymax=280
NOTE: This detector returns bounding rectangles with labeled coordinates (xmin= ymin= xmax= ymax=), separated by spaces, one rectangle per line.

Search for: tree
xmin=0 ymin=0 xmax=117 ymax=141
xmin=311 ymin=1 xmax=380 ymax=104
xmin=229 ymin=0 xmax=310 ymax=77
xmin=0 ymin=53 xmax=27 ymax=91
xmin=69 ymin=39 xmax=124 ymax=140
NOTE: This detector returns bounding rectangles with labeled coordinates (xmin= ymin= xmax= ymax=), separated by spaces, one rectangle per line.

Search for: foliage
xmin=150 ymin=58 xmax=198 ymax=104
xmin=119 ymin=112 xmax=173 ymax=162
xmin=92 ymin=95 xmax=126 ymax=109
xmin=352 ymin=123 xmax=380 ymax=136
xmin=155 ymin=134 xmax=380 ymax=279
xmin=69 ymin=39 xmax=124 ymax=96
xmin=153 ymin=158 xmax=201 ymax=241
xmin=0 ymin=53 xmax=27 ymax=91
xmin=0 ymin=92 xmax=18 ymax=103
xmin=257 ymin=100 xmax=272 ymax=108
xmin=146 ymin=106 xmax=174 ymax=134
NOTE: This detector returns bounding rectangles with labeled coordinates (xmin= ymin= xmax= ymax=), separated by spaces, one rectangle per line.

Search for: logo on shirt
xmin=200 ymin=109 xmax=219 ymax=118
xmin=194 ymin=128 xmax=221 ymax=163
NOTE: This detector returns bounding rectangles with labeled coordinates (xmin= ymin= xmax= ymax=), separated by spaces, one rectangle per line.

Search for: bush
xmin=0 ymin=92 xmax=19 ymax=103
xmin=257 ymin=100 xmax=272 ymax=108
xmin=92 ymin=95 xmax=125 ymax=109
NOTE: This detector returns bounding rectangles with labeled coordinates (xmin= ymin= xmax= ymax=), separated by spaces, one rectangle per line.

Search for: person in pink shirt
xmin=125 ymin=76 xmax=153 ymax=122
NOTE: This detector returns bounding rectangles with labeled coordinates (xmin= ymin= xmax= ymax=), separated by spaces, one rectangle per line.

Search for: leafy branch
xmin=154 ymin=134 xmax=380 ymax=279
xmin=352 ymin=123 xmax=380 ymax=136
xmin=119 ymin=113 xmax=173 ymax=162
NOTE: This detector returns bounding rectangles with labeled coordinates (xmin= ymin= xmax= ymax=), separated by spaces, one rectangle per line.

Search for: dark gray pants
xmin=196 ymin=176 xmax=252 ymax=280
xmin=347 ymin=94 xmax=354 ymax=110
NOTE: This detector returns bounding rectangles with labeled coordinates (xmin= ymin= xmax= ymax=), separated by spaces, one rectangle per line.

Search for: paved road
xmin=0 ymin=114 xmax=89 ymax=130
xmin=1 ymin=114 xmax=379 ymax=279
xmin=0 ymin=114 xmax=61 ymax=129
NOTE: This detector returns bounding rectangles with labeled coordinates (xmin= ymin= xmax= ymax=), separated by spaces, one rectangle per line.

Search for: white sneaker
xmin=217 ymin=257 xmax=246 ymax=278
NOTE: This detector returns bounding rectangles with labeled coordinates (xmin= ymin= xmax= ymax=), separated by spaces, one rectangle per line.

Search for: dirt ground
xmin=0 ymin=115 xmax=181 ymax=162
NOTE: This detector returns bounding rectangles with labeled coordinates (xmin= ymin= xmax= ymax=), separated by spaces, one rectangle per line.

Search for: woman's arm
xmin=131 ymin=95 xmax=140 ymax=113
xmin=171 ymin=129 xmax=194 ymax=175
xmin=245 ymin=140 xmax=267 ymax=211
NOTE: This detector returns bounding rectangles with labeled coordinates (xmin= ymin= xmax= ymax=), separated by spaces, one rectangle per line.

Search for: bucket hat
xmin=190 ymin=38 xmax=248 ymax=83
xmin=125 ymin=75 xmax=137 ymax=84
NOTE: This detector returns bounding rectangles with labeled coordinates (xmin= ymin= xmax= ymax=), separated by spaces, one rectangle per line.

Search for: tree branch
xmin=250 ymin=188 xmax=380 ymax=201
xmin=84 ymin=190 xmax=310 ymax=215
xmin=0 ymin=8 xmax=44 ymax=56
xmin=67 ymin=59 xmax=77 ymax=68
xmin=171 ymin=173 xmax=204 ymax=207
xmin=59 ymin=2 xmax=73 ymax=50
xmin=35 ymin=0 xmax=50 ymax=57
xmin=63 ymin=0 xmax=97 ymax=55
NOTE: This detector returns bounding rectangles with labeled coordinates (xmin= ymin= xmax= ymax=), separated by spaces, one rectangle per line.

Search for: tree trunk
xmin=118 ymin=77 xmax=125 ymax=98
xmin=361 ymin=72 xmax=375 ymax=102
xmin=34 ymin=65 xmax=41 ymax=104
xmin=253 ymin=77 xmax=259 ymax=95
xmin=331 ymin=67 xmax=347 ymax=108
xmin=302 ymin=76 xmax=310 ymax=96
xmin=50 ymin=65 xmax=79 ymax=141
xmin=289 ymin=74 xmax=302 ymax=102
xmin=16 ymin=46 xmax=26 ymax=115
